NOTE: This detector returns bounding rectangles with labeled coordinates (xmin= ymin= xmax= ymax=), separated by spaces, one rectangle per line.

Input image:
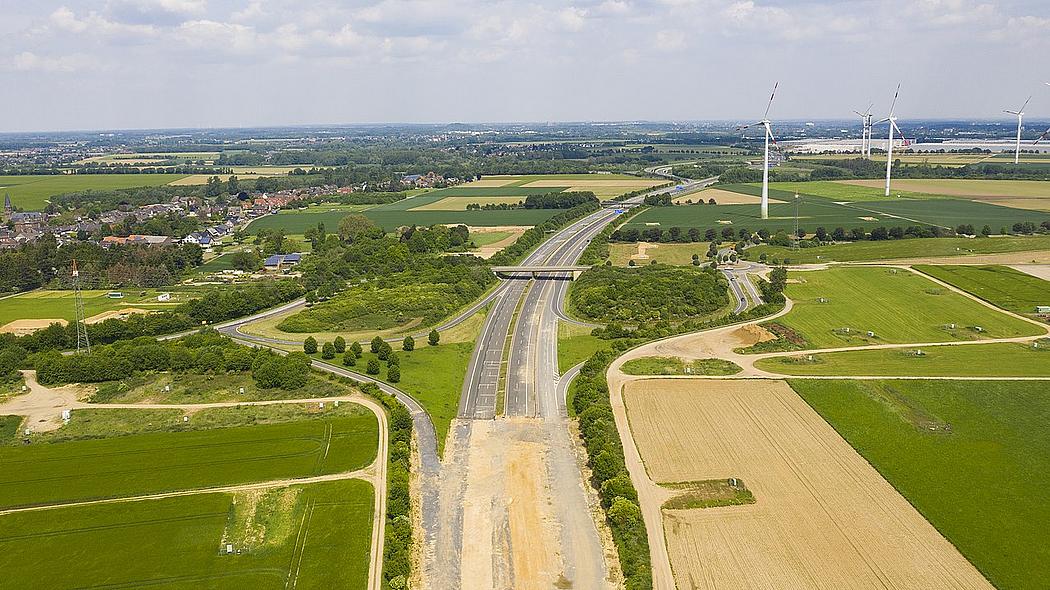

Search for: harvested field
xmin=0 ymin=318 xmax=67 ymax=336
xmin=1012 ymin=264 xmax=1050 ymax=281
xmin=460 ymin=178 xmax=519 ymax=187
xmin=468 ymin=226 xmax=527 ymax=259
xmin=840 ymin=178 xmax=1050 ymax=199
xmin=623 ymin=378 xmax=991 ymax=589
xmin=674 ymin=188 xmax=785 ymax=205
xmin=410 ymin=196 xmax=525 ymax=211
xmin=521 ymin=179 xmax=662 ymax=189
xmin=84 ymin=307 xmax=150 ymax=324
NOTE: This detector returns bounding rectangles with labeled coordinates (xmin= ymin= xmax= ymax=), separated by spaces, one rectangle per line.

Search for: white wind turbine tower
xmin=737 ymin=82 xmax=779 ymax=219
xmin=1004 ymin=95 xmax=1031 ymax=165
xmin=853 ymin=104 xmax=874 ymax=158
xmin=875 ymin=84 xmax=903 ymax=197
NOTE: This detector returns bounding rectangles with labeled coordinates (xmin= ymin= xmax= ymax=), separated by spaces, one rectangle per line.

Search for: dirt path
xmin=0 ymin=374 xmax=390 ymax=590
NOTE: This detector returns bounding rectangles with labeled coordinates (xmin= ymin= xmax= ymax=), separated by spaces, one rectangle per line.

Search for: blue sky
xmin=1 ymin=0 xmax=1049 ymax=131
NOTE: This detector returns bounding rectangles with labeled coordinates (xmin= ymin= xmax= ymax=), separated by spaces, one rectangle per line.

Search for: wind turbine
xmin=1004 ymin=96 xmax=1031 ymax=165
xmin=874 ymin=84 xmax=903 ymax=197
xmin=853 ymin=103 xmax=874 ymax=158
xmin=737 ymin=82 xmax=779 ymax=219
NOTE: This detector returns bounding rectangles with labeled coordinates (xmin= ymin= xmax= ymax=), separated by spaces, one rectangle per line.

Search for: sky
xmin=1 ymin=0 xmax=1049 ymax=132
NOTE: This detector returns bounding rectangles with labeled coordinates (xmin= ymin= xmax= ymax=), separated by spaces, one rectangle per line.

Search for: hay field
xmin=840 ymin=179 xmax=1050 ymax=205
xmin=624 ymin=378 xmax=991 ymax=589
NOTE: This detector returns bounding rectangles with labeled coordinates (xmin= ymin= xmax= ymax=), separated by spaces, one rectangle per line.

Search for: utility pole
xmin=794 ymin=193 xmax=800 ymax=251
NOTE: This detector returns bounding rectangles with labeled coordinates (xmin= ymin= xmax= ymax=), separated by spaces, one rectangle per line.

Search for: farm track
xmin=0 ymin=373 xmax=390 ymax=590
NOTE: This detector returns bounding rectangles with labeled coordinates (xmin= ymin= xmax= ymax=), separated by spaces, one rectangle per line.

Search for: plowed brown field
xmin=623 ymin=378 xmax=992 ymax=590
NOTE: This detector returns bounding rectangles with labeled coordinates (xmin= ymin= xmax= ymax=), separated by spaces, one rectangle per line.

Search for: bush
xmin=303 ymin=336 xmax=318 ymax=354
xmin=333 ymin=336 xmax=346 ymax=353
xmin=377 ymin=341 xmax=392 ymax=361
xmin=366 ymin=359 xmax=381 ymax=375
xmin=321 ymin=342 xmax=336 ymax=360
xmin=350 ymin=341 xmax=363 ymax=358
xmin=402 ymin=336 xmax=414 ymax=351
xmin=387 ymin=365 xmax=401 ymax=383
xmin=342 ymin=351 xmax=357 ymax=366
xmin=428 ymin=329 xmax=440 ymax=346
xmin=370 ymin=336 xmax=383 ymax=354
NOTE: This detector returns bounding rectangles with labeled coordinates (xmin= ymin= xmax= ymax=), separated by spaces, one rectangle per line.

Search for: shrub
xmin=303 ymin=336 xmax=318 ymax=354
xmin=402 ymin=336 xmax=414 ymax=351
xmin=387 ymin=365 xmax=401 ymax=383
xmin=366 ymin=359 xmax=381 ymax=375
xmin=428 ymin=329 xmax=440 ymax=346
xmin=370 ymin=336 xmax=383 ymax=354
xmin=350 ymin=341 xmax=363 ymax=358
xmin=333 ymin=336 xmax=346 ymax=353
xmin=321 ymin=342 xmax=336 ymax=360
xmin=342 ymin=351 xmax=357 ymax=366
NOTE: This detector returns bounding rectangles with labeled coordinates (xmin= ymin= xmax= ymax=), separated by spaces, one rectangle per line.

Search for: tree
xmin=338 ymin=214 xmax=379 ymax=243
xmin=402 ymin=336 xmax=414 ymax=351
xmin=343 ymin=351 xmax=357 ymax=366
xmin=366 ymin=358 xmax=381 ymax=375
xmin=387 ymin=365 xmax=401 ymax=383
xmin=333 ymin=336 xmax=346 ymax=353
xmin=428 ymin=329 xmax=440 ymax=346
xmin=350 ymin=341 xmax=363 ymax=358
xmin=228 ymin=251 xmax=261 ymax=272
xmin=387 ymin=352 xmax=400 ymax=366
xmin=321 ymin=342 xmax=336 ymax=360
xmin=303 ymin=336 xmax=318 ymax=354
xmin=370 ymin=336 xmax=383 ymax=354
xmin=981 ymin=225 xmax=992 ymax=237
xmin=377 ymin=341 xmax=392 ymax=361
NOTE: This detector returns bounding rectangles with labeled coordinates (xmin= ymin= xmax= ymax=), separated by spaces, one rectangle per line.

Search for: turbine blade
xmin=1035 ymin=127 xmax=1050 ymax=144
xmin=874 ymin=117 xmax=890 ymax=124
xmin=1004 ymin=110 xmax=1019 ymax=115
xmin=762 ymin=82 xmax=779 ymax=120
xmin=888 ymin=83 xmax=901 ymax=116
xmin=1020 ymin=95 xmax=1032 ymax=112
xmin=866 ymin=102 xmax=874 ymax=115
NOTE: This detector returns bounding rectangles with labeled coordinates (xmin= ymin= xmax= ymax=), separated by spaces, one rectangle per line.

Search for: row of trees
xmin=34 ymin=331 xmax=312 ymax=391
xmin=522 ymin=191 xmax=599 ymax=209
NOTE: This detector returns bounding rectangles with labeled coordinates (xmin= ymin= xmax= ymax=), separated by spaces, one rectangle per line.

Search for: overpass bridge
xmin=490 ymin=265 xmax=591 ymax=279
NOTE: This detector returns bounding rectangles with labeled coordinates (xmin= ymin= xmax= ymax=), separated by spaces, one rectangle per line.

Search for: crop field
xmin=767 ymin=267 xmax=1043 ymax=349
xmin=915 ymin=264 xmax=1050 ymax=314
xmin=0 ymin=288 xmax=202 ymax=332
xmin=0 ymin=479 xmax=373 ymax=590
xmin=746 ymin=235 xmax=1050 ymax=264
xmin=169 ymin=167 xmax=302 ymax=185
xmin=792 ymin=379 xmax=1050 ymax=589
xmin=754 ymin=180 xmax=948 ymax=202
xmin=0 ymin=407 xmax=378 ymax=509
xmin=840 ymin=178 xmax=1050 ymax=199
xmin=410 ymin=196 xmax=526 ymax=210
xmin=623 ymin=378 xmax=989 ymax=589
xmin=76 ymin=151 xmax=223 ymax=165
xmin=0 ymin=174 xmax=189 ymax=210
xmin=790 ymin=152 xmax=996 ymax=166
xmin=756 ymin=340 xmax=1050 ymax=376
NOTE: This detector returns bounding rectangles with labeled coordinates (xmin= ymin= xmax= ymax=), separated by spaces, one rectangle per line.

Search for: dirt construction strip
xmin=0 ymin=372 xmax=389 ymax=590
xmin=617 ymin=378 xmax=992 ymax=589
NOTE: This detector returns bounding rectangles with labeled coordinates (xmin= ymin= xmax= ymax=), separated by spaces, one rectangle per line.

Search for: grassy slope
xmin=915 ymin=265 xmax=1050 ymax=314
xmin=0 ymin=408 xmax=377 ymax=508
xmin=608 ymin=242 xmax=710 ymax=266
xmin=0 ymin=479 xmax=373 ymax=589
xmin=773 ymin=267 xmax=1042 ymax=349
xmin=557 ymin=322 xmax=608 ymax=374
xmin=620 ymin=356 xmax=741 ymax=376
xmin=756 ymin=340 xmax=1050 ymax=376
xmin=791 ymin=379 xmax=1050 ymax=589
xmin=747 ymin=235 xmax=1050 ymax=264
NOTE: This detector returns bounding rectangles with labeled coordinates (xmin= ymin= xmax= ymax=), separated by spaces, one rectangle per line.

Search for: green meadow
xmin=758 ymin=340 xmax=1050 ymax=376
xmin=0 ymin=288 xmax=203 ymax=326
xmin=0 ymin=479 xmax=373 ymax=590
xmin=915 ymin=265 xmax=1050 ymax=314
xmin=791 ymin=379 xmax=1050 ymax=589
xmin=766 ymin=267 xmax=1042 ymax=349
xmin=0 ymin=407 xmax=378 ymax=509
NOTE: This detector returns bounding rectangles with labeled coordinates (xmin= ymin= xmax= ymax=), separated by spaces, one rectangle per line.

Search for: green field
xmin=608 ymin=242 xmax=709 ymax=266
xmin=746 ymin=235 xmax=1050 ymax=264
xmin=620 ymin=356 xmax=741 ymax=376
xmin=624 ymin=185 xmax=1049 ymax=233
xmin=469 ymin=231 xmax=514 ymax=246
xmin=92 ymin=372 xmax=352 ymax=404
xmin=915 ymin=265 xmax=1050 ymax=314
xmin=791 ymin=379 xmax=1050 ymax=589
xmin=757 ymin=340 xmax=1050 ymax=376
xmin=0 ymin=288 xmax=202 ymax=327
xmin=0 ymin=406 xmax=378 ymax=508
xmin=0 ymin=174 xmax=189 ymax=210
xmin=751 ymin=180 xmax=946 ymax=202
xmin=766 ymin=267 xmax=1043 ymax=349
xmin=0 ymin=479 xmax=373 ymax=589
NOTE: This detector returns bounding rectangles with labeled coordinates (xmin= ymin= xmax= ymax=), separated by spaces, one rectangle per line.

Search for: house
xmin=101 ymin=234 xmax=172 ymax=248
xmin=263 ymin=253 xmax=303 ymax=271
xmin=183 ymin=232 xmax=212 ymax=247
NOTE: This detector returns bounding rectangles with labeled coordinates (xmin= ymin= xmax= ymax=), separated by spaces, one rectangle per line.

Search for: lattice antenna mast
xmin=72 ymin=259 xmax=90 ymax=353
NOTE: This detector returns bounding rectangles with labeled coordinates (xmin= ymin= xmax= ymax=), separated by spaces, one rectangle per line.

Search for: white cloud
xmin=3 ymin=51 xmax=96 ymax=73
xmin=557 ymin=7 xmax=588 ymax=32
xmin=654 ymin=29 xmax=686 ymax=51
xmin=174 ymin=19 xmax=259 ymax=53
